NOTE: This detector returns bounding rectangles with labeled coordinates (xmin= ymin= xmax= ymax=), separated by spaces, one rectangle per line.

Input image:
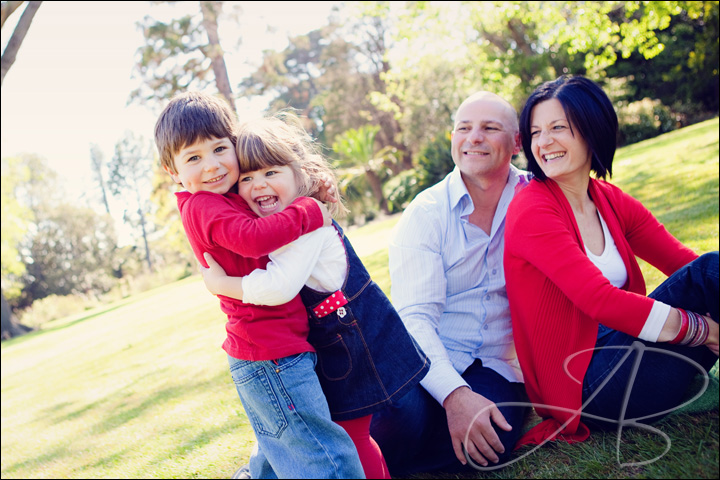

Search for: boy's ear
xmin=163 ymin=164 xmax=181 ymax=184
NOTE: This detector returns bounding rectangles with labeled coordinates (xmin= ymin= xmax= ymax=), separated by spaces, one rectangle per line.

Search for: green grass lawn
xmin=1 ymin=118 xmax=718 ymax=479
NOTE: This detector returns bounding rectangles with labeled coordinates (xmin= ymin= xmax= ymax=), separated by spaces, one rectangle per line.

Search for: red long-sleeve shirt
xmin=504 ymin=178 xmax=697 ymax=445
xmin=176 ymin=191 xmax=324 ymax=361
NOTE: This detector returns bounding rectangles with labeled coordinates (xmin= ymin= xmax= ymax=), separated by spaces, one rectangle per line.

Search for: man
xmin=370 ymin=91 xmax=531 ymax=475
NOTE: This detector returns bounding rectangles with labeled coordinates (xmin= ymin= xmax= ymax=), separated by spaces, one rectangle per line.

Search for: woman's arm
xmin=506 ymin=192 xmax=652 ymax=337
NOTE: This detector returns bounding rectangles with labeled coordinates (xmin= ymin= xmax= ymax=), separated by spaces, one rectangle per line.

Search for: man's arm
xmin=389 ymin=202 xmax=468 ymax=402
xmin=390 ymin=200 xmax=511 ymax=467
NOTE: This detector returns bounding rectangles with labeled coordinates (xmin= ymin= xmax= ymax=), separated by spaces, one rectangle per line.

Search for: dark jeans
xmin=369 ymin=359 xmax=528 ymax=476
xmin=582 ymin=251 xmax=719 ymax=429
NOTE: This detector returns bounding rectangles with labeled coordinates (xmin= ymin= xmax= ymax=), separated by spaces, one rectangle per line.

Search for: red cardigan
xmin=177 ymin=191 xmax=324 ymax=361
xmin=504 ymin=178 xmax=697 ymax=446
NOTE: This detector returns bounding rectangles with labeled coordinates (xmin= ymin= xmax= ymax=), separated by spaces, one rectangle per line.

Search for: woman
xmin=504 ymin=75 xmax=718 ymax=446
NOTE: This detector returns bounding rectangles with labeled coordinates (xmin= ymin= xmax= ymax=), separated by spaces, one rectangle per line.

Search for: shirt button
xmin=492 ymin=269 xmax=497 ymax=275
xmin=484 ymin=325 xmax=489 ymax=330
xmin=485 ymin=295 xmax=491 ymax=301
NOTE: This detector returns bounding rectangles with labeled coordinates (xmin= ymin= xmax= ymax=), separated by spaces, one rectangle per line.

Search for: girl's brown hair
xmin=236 ymin=112 xmax=347 ymax=217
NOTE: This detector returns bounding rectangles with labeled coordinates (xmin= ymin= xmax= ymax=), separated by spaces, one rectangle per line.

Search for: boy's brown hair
xmin=154 ymin=91 xmax=238 ymax=173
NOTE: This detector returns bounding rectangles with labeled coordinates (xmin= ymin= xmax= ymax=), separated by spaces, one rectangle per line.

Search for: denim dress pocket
xmin=315 ymin=333 xmax=353 ymax=381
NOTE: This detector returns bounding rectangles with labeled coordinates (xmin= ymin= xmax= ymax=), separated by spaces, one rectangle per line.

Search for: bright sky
xmin=1 ymin=1 xmax=340 ymax=205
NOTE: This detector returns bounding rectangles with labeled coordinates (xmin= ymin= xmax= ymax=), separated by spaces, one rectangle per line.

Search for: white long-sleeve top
xmin=241 ymin=226 xmax=347 ymax=306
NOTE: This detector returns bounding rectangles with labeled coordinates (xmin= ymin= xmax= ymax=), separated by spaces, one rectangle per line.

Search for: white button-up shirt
xmin=389 ymin=165 xmax=530 ymax=405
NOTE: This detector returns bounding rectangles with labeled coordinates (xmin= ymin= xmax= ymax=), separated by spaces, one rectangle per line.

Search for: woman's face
xmin=530 ymin=99 xmax=592 ymax=183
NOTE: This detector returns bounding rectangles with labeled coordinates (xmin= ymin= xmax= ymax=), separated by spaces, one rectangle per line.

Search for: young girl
xmin=202 ymin=113 xmax=430 ymax=479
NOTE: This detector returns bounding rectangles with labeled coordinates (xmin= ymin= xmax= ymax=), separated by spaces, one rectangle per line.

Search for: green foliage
xmin=333 ymin=125 xmax=399 ymax=220
xmin=608 ymin=1 xmax=719 ymax=120
xmin=416 ymin=132 xmax=454 ymax=190
xmin=616 ymin=97 xmax=677 ymax=145
xmin=19 ymin=204 xmax=119 ymax=308
xmin=384 ymin=132 xmax=455 ymax=212
xmin=0 ymin=157 xmax=32 ymax=300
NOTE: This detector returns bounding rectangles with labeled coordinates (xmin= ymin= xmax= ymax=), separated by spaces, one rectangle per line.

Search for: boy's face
xmin=237 ymin=165 xmax=300 ymax=217
xmin=165 ymin=136 xmax=239 ymax=194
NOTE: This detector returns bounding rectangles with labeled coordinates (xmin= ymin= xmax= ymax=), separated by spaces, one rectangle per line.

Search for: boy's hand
xmin=201 ymin=252 xmax=229 ymax=296
xmin=311 ymin=198 xmax=333 ymax=227
xmin=316 ymin=174 xmax=339 ymax=204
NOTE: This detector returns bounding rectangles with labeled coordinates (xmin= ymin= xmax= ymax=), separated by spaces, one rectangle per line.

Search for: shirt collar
xmin=448 ymin=164 xmax=528 ymax=215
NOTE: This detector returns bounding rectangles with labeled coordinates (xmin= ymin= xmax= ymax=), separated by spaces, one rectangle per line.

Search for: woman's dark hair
xmin=519 ymin=75 xmax=618 ymax=180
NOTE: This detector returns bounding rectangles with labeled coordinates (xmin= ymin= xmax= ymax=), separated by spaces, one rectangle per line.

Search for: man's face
xmin=451 ymin=94 xmax=520 ymax=182
xmin=165 ymin=136 xmax=239 ymax=194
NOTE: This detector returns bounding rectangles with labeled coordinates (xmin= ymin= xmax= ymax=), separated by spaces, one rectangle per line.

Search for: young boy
xmin=155 ymin=91 xmax=365 ymax=479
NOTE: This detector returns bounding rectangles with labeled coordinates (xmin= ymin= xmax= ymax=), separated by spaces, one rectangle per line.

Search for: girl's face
xmin=238 ymin=165 xmax=301 ymax=217
xmin=530 ymin=98 xmax=592 ymax=183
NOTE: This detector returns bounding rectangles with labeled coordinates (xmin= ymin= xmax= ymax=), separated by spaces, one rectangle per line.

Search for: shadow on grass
xmin=1 ymin=445 xmax=74 ymax=478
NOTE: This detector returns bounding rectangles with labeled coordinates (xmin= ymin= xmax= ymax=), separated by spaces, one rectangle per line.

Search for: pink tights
xmin=336 ymin=415 xmax=390 ymax=479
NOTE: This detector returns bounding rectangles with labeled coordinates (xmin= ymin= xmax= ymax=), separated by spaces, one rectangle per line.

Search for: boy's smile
xmin=165 ymin=136 xmax=239 ymax=194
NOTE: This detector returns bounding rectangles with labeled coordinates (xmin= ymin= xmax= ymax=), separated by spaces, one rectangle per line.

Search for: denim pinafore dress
xmin=300 ymin=221 xmax=430 ymax=421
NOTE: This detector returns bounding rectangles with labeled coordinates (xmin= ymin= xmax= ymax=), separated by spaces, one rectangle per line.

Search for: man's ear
xmin=512 ymin=132 xmax=521 ymax=155
xmin=162 ymin=164 xmax=181 ymax=184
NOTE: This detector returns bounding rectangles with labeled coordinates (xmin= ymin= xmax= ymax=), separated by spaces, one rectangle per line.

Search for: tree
xmin=107 ymin=131 xmax=155 ymax=272
xmin=89 ymin=143 xmax=111 ymax=215
xmin=237 ymin=5 xmax=411 ymax=167
xmin=332 ymin=125 xmax=399 ymax=218
xmin=607 ymin=1 xmax=720 ymax=120
xmin=18 ymin=204 xmax=118 ymax=306
xmin=131 ymin=0 xmax=238 ymax=111
xmin=1 ymin=0 xmax=42 ymax=338
xmin=1 ymin=156 xmax=33 ymax=339
xmin=0 ymin=0 xmax=41 ymax=86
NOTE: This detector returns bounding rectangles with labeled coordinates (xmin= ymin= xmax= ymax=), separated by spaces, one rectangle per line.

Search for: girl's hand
xmin=201 ymin=252 xmax=229 ymax=296
xmin=316 ymin=174 xmax=338 ymax=204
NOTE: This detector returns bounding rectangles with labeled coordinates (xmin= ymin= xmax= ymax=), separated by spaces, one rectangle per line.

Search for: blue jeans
xmin=582 ymin=252 xmax=719 ymax=429
xmin=369 ymin=359 xmax=529 ymax=476
xmin=228 ymin=352 xmax=365 ymax=479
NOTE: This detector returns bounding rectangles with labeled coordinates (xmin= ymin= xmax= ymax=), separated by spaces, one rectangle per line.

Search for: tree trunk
xmin=200 ymin=1 xmax=235 ymax=112
xmin=1 ymin=290 xmax=33 ymax=340
xmin=1 ymin=1 xmax=24 ymax=27
xmin=1 ymin=1 xmax=42 ymax=86
xmin=364 ymin=169 xmax=390 ymax=215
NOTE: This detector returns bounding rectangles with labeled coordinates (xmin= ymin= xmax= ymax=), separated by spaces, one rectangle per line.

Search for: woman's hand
xmin=704 ymin=313 xmax=719 ymax=356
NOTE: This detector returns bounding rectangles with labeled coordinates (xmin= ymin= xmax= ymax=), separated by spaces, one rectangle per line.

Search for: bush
xmin=18 ymin=294 xmax=93 ymax=329
xmin=416 ymin=132 xmax=454 ymax=191
xmin=384 ymin=169 xmax=421 ymax=213
xmin=617 ymin=98 xmax=677 ymax=145
xmin=383 ymin=134 xmax=455 ymax=213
